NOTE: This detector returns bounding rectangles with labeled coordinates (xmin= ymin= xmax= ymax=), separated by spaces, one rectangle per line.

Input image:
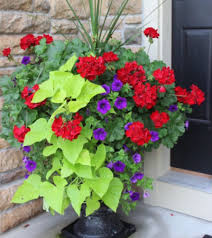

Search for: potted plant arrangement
xmin=0 ymin=0 xmax=205 ymax=237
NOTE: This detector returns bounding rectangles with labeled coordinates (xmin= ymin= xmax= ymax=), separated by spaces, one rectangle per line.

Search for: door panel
xmin=171 ymin=0 xmax=212 ymax=174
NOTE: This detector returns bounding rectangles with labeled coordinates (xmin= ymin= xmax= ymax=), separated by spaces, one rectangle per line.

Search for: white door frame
xmin=142 ymin=0 xmax=212 ymax=221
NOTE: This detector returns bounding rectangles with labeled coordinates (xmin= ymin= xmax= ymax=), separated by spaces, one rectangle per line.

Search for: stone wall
xmin=0 ymin=0 xmax=142 ymax=233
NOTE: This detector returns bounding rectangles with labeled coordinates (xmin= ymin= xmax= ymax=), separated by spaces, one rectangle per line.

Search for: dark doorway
xmin=171 ymin=0 xmax=212 ymax=175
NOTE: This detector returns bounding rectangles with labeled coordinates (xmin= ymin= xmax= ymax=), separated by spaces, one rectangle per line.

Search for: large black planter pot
xmin=61 ymin=204 xmax=136 ymax=238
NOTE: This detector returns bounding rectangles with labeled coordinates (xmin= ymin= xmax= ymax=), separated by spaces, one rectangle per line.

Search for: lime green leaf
xmin=59 ymin=55 xmax=78 ymax=72
xmin=86 ymin=167 xmax=113 ymax=198
xmin=46 ymin=156 xmax=62 ymax=180
xmin=61 ymin=159 xmax=74 ymax=178
xmin=53 ymin=176 xmax=68 ymax=187
xmin=74 ymin=164 xmax=93 ymax=179
xmin=12 ymin=174 xmax=41 ymax=203
xmin=68 ymin=100 xmax=87 ymax=113
xmin=81 ymin=124 xmax=93 ymax=140
xmin=86 ymin=198 xmax=100 ymax=216
xmin=24 ymin=118 xmax=48 ymax=146
xmin=32 ymin=79 xmax=54 ymax=103
xmin=57 ymin=135 xmax=87 ymax=164
xmin=76 ymin=149 xmax=91 ymax=166
xmin=65 ymin=74 xmax=85 ymax=99
xmin=51 ymin=88 xmax=66 ymax=103
xmin=102 ymin=178 xmax=123 ymax=212
xmin=92 ymin=144 xmax=106 ymax=170
xmin=43 ymin=145 xmax=58 ymax=157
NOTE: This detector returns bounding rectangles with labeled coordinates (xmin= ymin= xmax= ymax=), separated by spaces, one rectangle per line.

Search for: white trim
xmin=142 ymin=0 xmax=212 ymax=221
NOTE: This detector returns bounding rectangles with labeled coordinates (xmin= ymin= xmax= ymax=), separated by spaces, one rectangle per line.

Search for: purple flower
xmin=143 ymin=191 xmax=150 ymax=198
xmin=150 ymin=131 xmax=159 ymax=142
xmin=132 ymin=153 xmax=142 ymax=164
xmin=124 ymin=122 xmax=132 ymax=131
xmin=86 ymin=108 xmax=91 ymax=116
xmin=114 ymin=97 xmax=127 ymax=110
xmin=130 ymin=172 xmax=144 ymax=184
xmin=25 ymin=160 xmax=37 ymax=172
xmin=185 ymin=120 xmax=189 ymax=130
xmin=93 ymin=128 xmax=107 ymax=141
xmin=25 ymin=173 xmax=30 ymax=179
xmin=23 ymin=146 xmax=31 ymax=153
xmin=107 ymin=162 xmax=113 ymax=169
xmin=97 ymin=99 xmax=111 ymax=114
xmin=169 ymin=105 xmax=178 ymax=112
xmin=113 ymin=161 xmax=126 ymax=173
xmin=101 ymin=84 xmax=110 ymax=95
xmin=21 ymin=56 xmax=31 ymax=65
xmin=22 ymin=156 xmax=29 ymax=164
xmin=123 ymin=144 xmax=130 ymax=153
xmin=111 ymin=78 xmax=123 ymax=92
xmin=130 ymin=192 xmax=140 ymax=201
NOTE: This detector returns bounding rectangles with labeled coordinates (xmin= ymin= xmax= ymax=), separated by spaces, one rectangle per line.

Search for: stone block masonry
xmin=0 ymin=0 xmax=143 ymax=233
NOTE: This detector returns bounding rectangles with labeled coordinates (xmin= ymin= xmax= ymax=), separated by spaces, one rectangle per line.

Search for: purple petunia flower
xmin=111 ymin=78 xmax=123 ymax=92
xmin=130 ymin=172 xmax=144 ymax=184
xmin=97 ymin=99 xmax=111 ymax=114
xmin=107 ymin=162 xmax=113 ymax=169
xmin=185 ymin=120 xmax=189 ymax=130
xmin=25 ymin=173 xmax=30 ymax=179
xmin=132 ymin=153 xmax=142 ymax=164
xmin=21 ymin=56 xmax=31 ymax=65
xmin=114 ymin=97 xmax=127 ymax=110
xmin=130 ymin=192 xmax=140 ymax=201
xmin=113 ymin=161 xmax=126 ymax=173
xmin=101 ymin=84 xmax=111 ymax=96
xmin=22 ymin=156 xmax=29 ymax=164
xmin=169 ymin=105 xmax=178 ymax=112
xmin=150 ymin=131 xmax=159 ymax=142
xmin=93 ymin=128 xmax=107 ymax=141
xmin=124 ymin=122 xmax=132 ymax=131
xmin=23 ymin=146 xmax=31 ymax=153
xmin=25 ymin=160 xmax=37 ymax=172
xmin=143 ymin=191 xmax=150 ymax=198
xmin=123 ymin=144 xmax=130 ymax=153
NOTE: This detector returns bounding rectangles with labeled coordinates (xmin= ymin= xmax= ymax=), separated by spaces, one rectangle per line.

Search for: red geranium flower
xmin=74 ymin=112 xmax=83 ymax=124
xmin=126 ymin=121 xmax=151 ymax=146
xmin=153 ymin=67 xmax=175 ymax=85
xmin=117 ymin=61 xmax=146 ymax=88
xmin=144 ymin=27 xmax=159 ymax=39
xmin=52 ymin=115 xmax=82 ymax=141
xmin=76 ymin=56 xmax=106 ymax=80
xmin=34 ymin=36 xmax=43 ymax=45
xmin=102 ymin=52 xmax=119 ymax=63
xmin=175 ymin=86 xmax=188 ymax=103
xmin=20 ymin=34 xmax=36 ymax=50
xmin=186 ymin=84 xmax=205 ymax=105
xmin=43 ymin=34 xmax=53 ymax=44
xmin=133 ymin=83 xmax=157 ymax=109
xmin=21 ymin=84 xmax=46 ymax=109
xmin=2 ymin=48 xmax=11 ymax=57
xmin=13 ymin=125 xmax=30 ymax=143
xmin=150 ymin=111 xmax=170 ymax=128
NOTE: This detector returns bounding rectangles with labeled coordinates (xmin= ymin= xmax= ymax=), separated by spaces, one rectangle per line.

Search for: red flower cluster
xmin=117 ymin=61 xmax=146 ymax=88
xmin=52 ymin=113 xmax=83 ymax=141
xmin=21 ymin=84 xmax=46 ymax=109
xmin=76 ymin=56 xmax=106 ymax=81
xmin=102 ymin=51 xmax=119 ymax=63
xmin=144 ymin=27 xmax=159 ymax=39
xmin=175 ymin=85 xmax=205 ymax=105
xmin=13 ymin=125 xmax=30 ymax=143
xmin=133 ymin=83 xmax=157 ymax=109
xmin=153 ymin=67 xmax=175 ymax=85
xmin=126 ymin=121 xmax=151 ymax=146
xmin=2 ymin=48 xmax=11 ymax=57
xmin=20 ymin=34 xmax=53 ymax=50
xmin=150 ymin=111 xmax=169 ymax=128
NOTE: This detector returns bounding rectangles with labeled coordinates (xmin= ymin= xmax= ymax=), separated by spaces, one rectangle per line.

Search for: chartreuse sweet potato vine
xmin=12 ymin=55 xmax=123 ymax=216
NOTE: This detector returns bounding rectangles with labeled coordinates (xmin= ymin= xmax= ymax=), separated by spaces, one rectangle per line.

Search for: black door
xmin=171 ymin=0 xmax=212 ymax=175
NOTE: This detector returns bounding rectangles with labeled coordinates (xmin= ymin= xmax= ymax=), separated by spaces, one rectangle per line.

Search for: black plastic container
xmin=61 ymin=204 xmax=136 ymax=238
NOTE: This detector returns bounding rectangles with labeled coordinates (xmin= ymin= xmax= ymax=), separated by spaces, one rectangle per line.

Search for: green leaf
xmin=74 ymin=164 xmax=94 ymax=179
xmin=80 ymin=124 xmax=93 ymax=140
xmin=67 ymin=183 xmax=90 ymax=216
xmin=59 ymin=55 xmax=78 ymax=72
xmin=51 ymin=88 xmax=67 ymax=103
xmin=92 ymin=144 xmax=106 ymax=170
xmin=102 ymin=178 xmax=123 ymax=212
xmin=53 ymin=176 xmax=68 ymax=187
xmin=43 ymin=145 xmax=58 ymax=157
xmin=68 ymin=100 xmax=87 ymax=113
xmin=46 ymin=156 xmax=62 ymax=180
xmin=24 ymin=118 xmax=48 ymax=146
xmin=12 ymin=174 xmax=41 ymax=203
xmin=86 ymin=167 xmax=113 ymax=198
xmin=57 ymin=135 xmax=88 ymax=164
xmin=61 ymin=159 xmax=74 ymax=178
xmin=86 ymin=198 xmax=100 ymax=216
xmin=65 ymin=74 xmax=85 ymax=99
xmin=76 ymin=149 xmax=91 ymax=166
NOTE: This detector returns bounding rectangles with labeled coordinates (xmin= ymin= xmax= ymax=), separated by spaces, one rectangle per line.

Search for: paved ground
xmin=2 ymin=202 xmax=212 ymax=238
